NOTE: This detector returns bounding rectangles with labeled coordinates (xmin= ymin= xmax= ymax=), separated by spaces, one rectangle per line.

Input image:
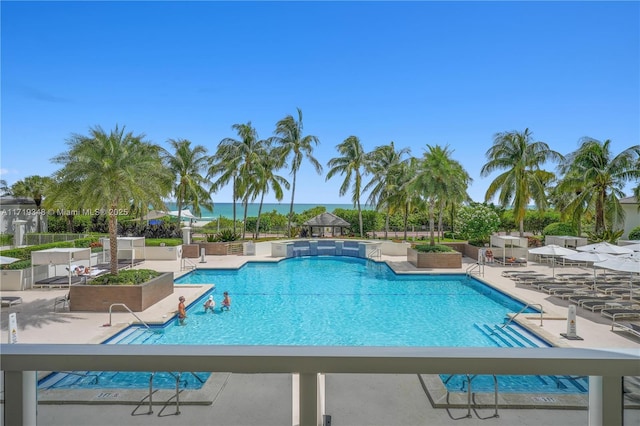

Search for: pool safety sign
xmin=561 ymin=305 xmax=583 ymax=340
xmin=9 ymin=312 xmax=18 ymax=343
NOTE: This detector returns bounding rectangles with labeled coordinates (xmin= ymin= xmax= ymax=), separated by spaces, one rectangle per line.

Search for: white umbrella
xmin=594 ymin=255 xmax=640 ymax=298
xmin=577 ymin=241 xmax=633 ymax=255
xmin=529 ymin=245 xmax=578 ymax=277
xmin=0 ymin=256 xmax=21 ymax=265
xmin=620 ymin=243 xmax=640 ymax=252
xmin=562 ymin=251 xmax=615 ymax=286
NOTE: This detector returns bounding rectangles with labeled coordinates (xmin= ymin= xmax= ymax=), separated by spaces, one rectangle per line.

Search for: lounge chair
xmin=568 ymin=294 xmax=617 ymax=306
xmin=1 ymin=296 xmax=23 ymax=307
xmin=53 ymin=293 xmax=70 ymax=312
xmin=601 ymin=307 xmax=640 ymax=320
xmin=611 ymin=320 xmax=640 ymax=338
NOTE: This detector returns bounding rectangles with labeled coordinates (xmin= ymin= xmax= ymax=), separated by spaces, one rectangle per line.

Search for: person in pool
xmin=178 ymin=296 xmax=187 ymax=325
xmin=203 ymin=295 xmax=216 ymax=313
xmin=221 ymin=292 xmax=231 ymax=311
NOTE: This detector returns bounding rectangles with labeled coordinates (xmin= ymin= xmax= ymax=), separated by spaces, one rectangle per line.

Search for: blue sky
xmin=2 ymin=1 xmax=639 ymax=205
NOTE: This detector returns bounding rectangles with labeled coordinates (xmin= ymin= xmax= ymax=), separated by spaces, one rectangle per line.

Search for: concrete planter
xmin=407 ymin=248 xmax=462 ymax=269
xmin=68 ymin=272 xmax=174 ymax=312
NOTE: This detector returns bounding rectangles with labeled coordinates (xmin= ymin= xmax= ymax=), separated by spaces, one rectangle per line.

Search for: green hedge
xmin=413 ymin=244 xmax=455 ymax=253
xmin=90 ymin=269 xmax=161 ymax=285
xmin=145 ymin=238 xmax=183 ymax=247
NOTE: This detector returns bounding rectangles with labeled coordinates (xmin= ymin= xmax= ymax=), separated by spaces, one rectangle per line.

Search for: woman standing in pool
xmin=221 ymin=292 xmax=231 ymax=311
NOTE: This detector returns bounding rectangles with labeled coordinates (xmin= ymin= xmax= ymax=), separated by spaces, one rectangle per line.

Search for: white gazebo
xmin=31 ymin=247 xmax=92 ymax=288
xmin=100 ymin=237 xmax=146 ymax=268
xmin=489 ymin=235 xmax=529 ymax=264
xmin=545 ymin=235 xmax=588 ymax=249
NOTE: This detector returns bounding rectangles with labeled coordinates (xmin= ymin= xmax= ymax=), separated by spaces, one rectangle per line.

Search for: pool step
xmin=475 ymin=323 xmax=549 ymax=348
xmin=108 ymin=327 xmax=163 ymax=345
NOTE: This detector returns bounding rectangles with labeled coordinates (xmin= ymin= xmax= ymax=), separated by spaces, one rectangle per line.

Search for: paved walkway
xmin=1 ymin=241 xmax=639 ymax=425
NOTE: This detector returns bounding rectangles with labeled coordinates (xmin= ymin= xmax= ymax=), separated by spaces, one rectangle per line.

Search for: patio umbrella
xmin=593 ymin=255 xmax=640 ymax=298
xmin=620 ymin=243 xmax=640 ymax=252
xmin=0 ymin=256 xmax=21 ymax=265
xmin=576 ymin=241 xmax=633 ymax=255
xmin=529 ymin=245 xmax=578 ymax=277
xmin=562 ymin=251 xmax=615 ymax=286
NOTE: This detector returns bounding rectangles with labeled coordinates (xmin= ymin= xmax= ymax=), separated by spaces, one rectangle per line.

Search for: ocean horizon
xmin=164 ymin=202 xmax=372 ymax=220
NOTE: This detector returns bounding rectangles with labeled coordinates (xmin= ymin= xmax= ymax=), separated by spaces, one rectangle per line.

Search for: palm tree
xmin=326 ymin=136 xmax=369 ymax=237
xmin=273 ymin=108 xmax=323 ymax=237
xmin=0 ymin=179 xmax=10 ymax=196
xmin=51 ymin=125 xmax=171 ymax=275
xmin=212 ymin=122 xmax=267 ymax=239
xmin=249 ymin=149 xmax=290 ymax=239
xmin=411 ymin=145 xmax=471 ymax=245
xmin=557 ymin=138 xmax=640 ymax=234
xmin=11 ymin=175 xmax=53 ymax=233
xmin=480 ymin=128 xmax=563 ymax=237
xmin=161 ymin=139 xmax=213 ymax=224
xmin=208 ymin=142 xmax=241 ymax=235
xmin=363 ymin=142 xmax=411 ymax=239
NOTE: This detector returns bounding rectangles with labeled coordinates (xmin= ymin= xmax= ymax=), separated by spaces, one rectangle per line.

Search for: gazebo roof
xmin=303 ymin=212 xmax=350 ymax=227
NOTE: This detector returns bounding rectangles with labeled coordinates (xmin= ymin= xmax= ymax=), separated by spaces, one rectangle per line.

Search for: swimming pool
xmin=39 ymin=257 xmax=587 ymax=394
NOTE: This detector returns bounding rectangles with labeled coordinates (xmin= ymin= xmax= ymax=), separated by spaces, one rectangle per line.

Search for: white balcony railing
xmin=2 ymin=344 xmax=639 ymax=426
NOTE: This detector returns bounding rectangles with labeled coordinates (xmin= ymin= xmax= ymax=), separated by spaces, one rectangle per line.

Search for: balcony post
xmin=4 ymin=370 xmax=37 ymax=426
xmin=588 ymin=375 xmax=623 ymax=426
xmin=299 ymin=372 xmax=319 ymax=426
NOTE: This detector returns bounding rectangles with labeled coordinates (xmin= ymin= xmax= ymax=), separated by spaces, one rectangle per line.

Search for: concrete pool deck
xmin=1 ymin=240 xmax=639 ymax=425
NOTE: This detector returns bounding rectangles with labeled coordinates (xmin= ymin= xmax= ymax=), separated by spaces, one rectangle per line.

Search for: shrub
xmin=414 ymin=244 xmax=455 ymax=253
xmin=542 ymin=222 xmax=576 ymax=237
xmin=90 ymin=269 xmax=161 ymax=285
xmin=628 ymin=226 xmax=640 ymax=240
xmin=145 ymin=238 xmax=182 ymax=247
xmin=212 ymin=229 xmax=241 ymax=242
xmin=454 ymin=205 xmax=500 ymax=243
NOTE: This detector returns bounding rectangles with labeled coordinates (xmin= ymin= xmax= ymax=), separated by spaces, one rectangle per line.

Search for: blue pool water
xmin=39 ymin=257 xmax=587 ymax=394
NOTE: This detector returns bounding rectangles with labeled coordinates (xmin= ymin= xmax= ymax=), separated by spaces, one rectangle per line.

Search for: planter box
xmin=68 ymin=272 xmax=174 ymax=312
xmin=407 ymin=248 xmax=462 ymax=268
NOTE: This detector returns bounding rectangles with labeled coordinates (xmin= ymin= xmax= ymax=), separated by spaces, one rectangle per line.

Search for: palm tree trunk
xmin=255 ymin=191 xmax=265 ymax=239
xmin=232 ymin=177 xmax=237 ymax=235
xmin=108 ymin=211 xmax=118 ymax=275
xmin=242 ymin=196 xmax=249 ymax=239
xmin=288 ymin=172 xmax=297 ymax=238
xmin=357 ymin=199 xmax=363 ymax=237
xmin=519 ymin=219 xmax=525 ymax=238
xmin=384 ymin=207 xmax=390 ymax=239
xmin=403 ymin=203 xmax=409 ymax=241
xmin=429 ymin=200 xmax=436 ymax=246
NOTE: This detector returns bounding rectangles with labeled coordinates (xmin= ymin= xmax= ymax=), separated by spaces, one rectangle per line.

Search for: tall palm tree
xmin=480 ymin=128 xmax=563 ymax=237
xmin=0 ymin=179 xmax=10 ymax=196
xmin=363 ymin=141 xmax=411 ymax=239
xmin=388 ymin=157 xmax=421 ymax=240
xmin=411 ymin=145 xmax=471 ymax=245
xmin=249 ymin=149 xmax=290 ymax=239
xmin=557 ymin=138 xmax=640 ymax=234
xmin=51 ymin=125 xmax=171 ymax=275
xmin=326 ymin=136 xmax=369 ymax=237
xmin=208 ymin=142 xmax=241 ymax=235
xmin=273 ymin=108 xmax=323 ymax=237
xmin=161 ymin=139 xmax=213 ymax=224
xmin=11 ymin=175 xmax=53 ymax=233
xmin=212 ymin=122 xmax=267 ymax=239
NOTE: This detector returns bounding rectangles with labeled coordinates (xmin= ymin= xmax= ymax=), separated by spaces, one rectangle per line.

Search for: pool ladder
xmin=442 ymin=374 xmax=499 ymax=420
xmin=145 ymin=371 xmax=207 ymax=415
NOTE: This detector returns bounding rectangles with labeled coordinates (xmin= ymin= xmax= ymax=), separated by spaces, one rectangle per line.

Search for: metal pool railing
xmin=1 ymin=344 xmax=638 ymax=426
